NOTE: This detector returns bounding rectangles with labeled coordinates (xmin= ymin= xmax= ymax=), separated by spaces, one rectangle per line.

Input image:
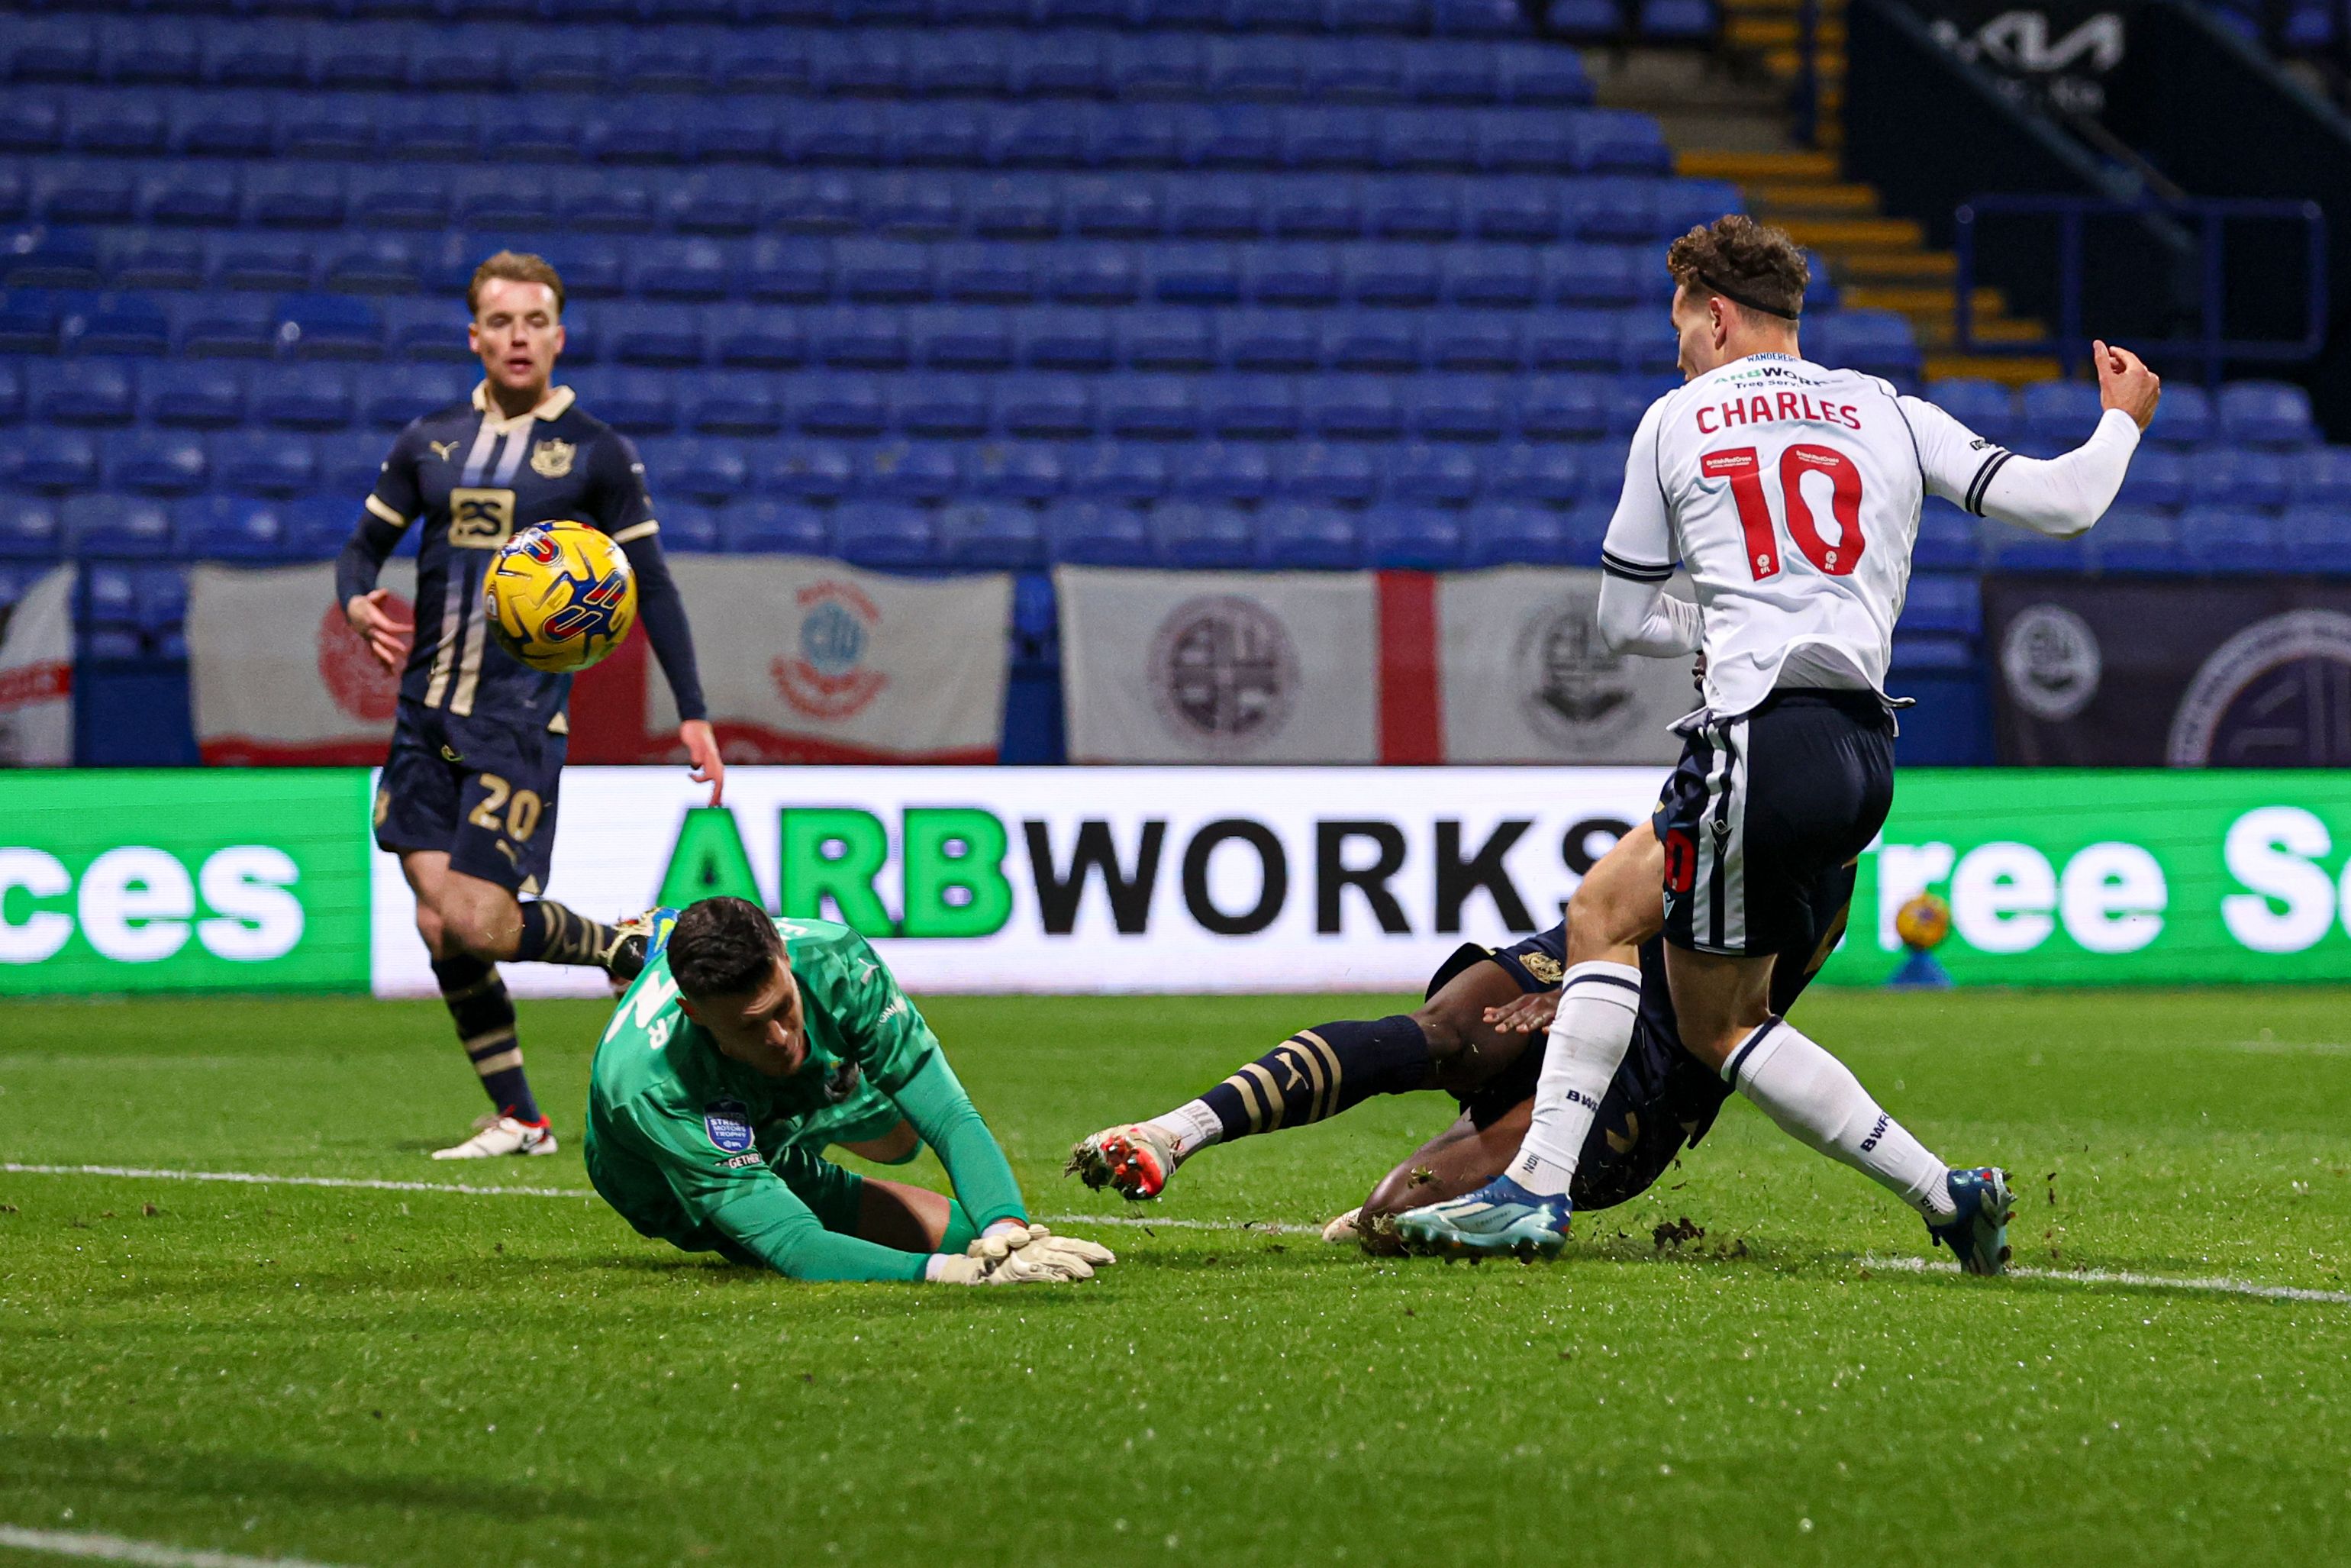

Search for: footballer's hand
xmin=1482 ymin=990 xmax=1559 ymax=1036
xmin=1013 ymin=1224 xmax=1117 ymax=1273
xmin=345 ymin=589 xmax=412 ymax=673
xmin=930 ymin=1241 xmax=1085 ymax=1286
xmin=679 ymin=718 xmax=724 ymax=806
xmin=2093 ymin=339 xmax=2161 ymax=431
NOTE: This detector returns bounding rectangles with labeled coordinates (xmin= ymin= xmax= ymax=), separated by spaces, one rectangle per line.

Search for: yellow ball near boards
xmin=482 ymin=520 xmax=639 ymax=675
xmin=1894 ymin=892 xmax=1952 ymax=952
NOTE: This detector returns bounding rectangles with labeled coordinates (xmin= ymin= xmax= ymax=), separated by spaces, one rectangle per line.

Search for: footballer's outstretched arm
xmin=1595 ymin=402 xmax=1703 ymax=657
xmin=1906 ymin=340 xmax=2160 ymax=540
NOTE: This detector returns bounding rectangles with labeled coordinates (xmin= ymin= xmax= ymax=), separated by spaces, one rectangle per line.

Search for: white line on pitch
xmin=0 ymin=1163 xmax=590 ymax=1199
xmin=1043 ymin=1211 xmax=1303 ymax=1233
xmin=1859 ymin=1253 xmax=2351 ymax=1305
xmin=0 ymin=1524 xmax=358 ymax=1568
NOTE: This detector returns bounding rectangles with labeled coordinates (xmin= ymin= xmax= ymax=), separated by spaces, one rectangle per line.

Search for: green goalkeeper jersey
xmin=584 ymin=918 xmax=1027 ymax=1282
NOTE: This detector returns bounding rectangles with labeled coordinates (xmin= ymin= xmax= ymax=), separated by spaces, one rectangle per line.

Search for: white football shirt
xmin=1601 ymin=352 xmax=2018 ymax=719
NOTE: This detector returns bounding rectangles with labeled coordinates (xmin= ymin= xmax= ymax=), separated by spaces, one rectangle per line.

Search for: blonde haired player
xmin=1398 ymin=215 xmax=2160 ymax=1269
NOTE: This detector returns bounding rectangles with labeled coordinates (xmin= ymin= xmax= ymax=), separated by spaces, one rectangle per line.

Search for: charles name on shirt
xmin=1694 ymin=389 xmax=1865 ymax=436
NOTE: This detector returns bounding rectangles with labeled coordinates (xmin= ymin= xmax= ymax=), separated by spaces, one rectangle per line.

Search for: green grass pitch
xmin=4 ymin=986 xmax=2351 ymax=1567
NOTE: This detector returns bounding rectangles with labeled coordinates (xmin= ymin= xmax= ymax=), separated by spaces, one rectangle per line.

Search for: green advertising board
xmin=1824 ymin=770 xmax=2351 ymax=986
xmin=0 ymin=769 xmax=371 ymax=994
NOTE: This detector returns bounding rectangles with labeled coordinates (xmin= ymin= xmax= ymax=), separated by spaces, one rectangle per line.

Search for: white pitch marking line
xmin=1859 ymin=1253 xmax=2351 ymax=1305
xmin=0 ymin=1163 xmax=590 ymax=1200
xmin=1043 ymin=1212 xmax=1301 ymax=1233
xmin=0 ymin=1524 xmax=359 ymax=1568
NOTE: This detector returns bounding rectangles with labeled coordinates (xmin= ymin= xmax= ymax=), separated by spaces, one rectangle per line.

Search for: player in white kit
xmin=1397 ymin=215 xmax=2162 ymax=1270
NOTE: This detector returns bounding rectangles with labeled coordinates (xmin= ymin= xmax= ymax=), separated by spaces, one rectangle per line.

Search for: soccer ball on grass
xmin=482 ymin=520 xmax=637 ymax=674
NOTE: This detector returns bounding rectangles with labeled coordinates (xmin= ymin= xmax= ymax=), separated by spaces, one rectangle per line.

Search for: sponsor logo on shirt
xmin=720 ymin=1151 xmax=764 ymax=1170
xmin=704 ymin=1098 xmax=755 ymax=1154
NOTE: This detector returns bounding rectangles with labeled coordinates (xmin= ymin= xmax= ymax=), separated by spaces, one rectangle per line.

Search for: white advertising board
xmin=369 ymin=765 xmax=1664 ymax=996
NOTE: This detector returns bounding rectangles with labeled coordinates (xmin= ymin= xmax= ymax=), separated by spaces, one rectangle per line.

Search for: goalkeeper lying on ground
xmin=586 ymin=895 xmax=1114 ymax=1285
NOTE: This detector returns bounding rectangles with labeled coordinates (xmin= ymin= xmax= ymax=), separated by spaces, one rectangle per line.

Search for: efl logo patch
xmin=704 ymin=1099 xmax=755 ymax=1155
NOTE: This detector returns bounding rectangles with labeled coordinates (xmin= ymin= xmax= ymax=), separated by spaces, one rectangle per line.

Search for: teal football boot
xmin=1926 ymin=1166 xmax=2016 ymax=1276
xmin=1392 ymin=1175 xmax=1572 ymax=1261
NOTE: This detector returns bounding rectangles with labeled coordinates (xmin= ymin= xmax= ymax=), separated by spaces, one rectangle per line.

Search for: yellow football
xmin=1894 ymin=892 xmax=1952 ymax=952
xmin=482 ymin=520 xmax=637 ymax=675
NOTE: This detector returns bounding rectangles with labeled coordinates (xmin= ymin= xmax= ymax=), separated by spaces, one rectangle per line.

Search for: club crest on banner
xmin=1148 ymin=594 xmax=1300 ymax=754
xmin=2168 ymin=609 xmax=2351 ymax=766
xmin=1512 ymin=589 xmax=1644 ymax=748
xmin=2000 ymin=603 xmax=2102 ymax=722
xmin=772 ymin=579 xmax=889 ymax=721
xmin=315 ymin=596 xmax=405 ymax=724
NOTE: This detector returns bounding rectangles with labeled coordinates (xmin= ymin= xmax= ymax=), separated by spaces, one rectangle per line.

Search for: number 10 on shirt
xmin=1700 ymin=445 xmax=1869 ymax=581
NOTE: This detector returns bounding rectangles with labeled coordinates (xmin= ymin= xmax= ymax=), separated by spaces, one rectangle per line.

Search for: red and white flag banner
xmin=1058 ymin=566 xmax=1694 ymax=765
xmin=0 ymin=564 xmax=75 ymax=766
xmin=189 ymin=562 xmax=413 ymax=766
xmin=572 ymin=557 xmax=1012 ymax=765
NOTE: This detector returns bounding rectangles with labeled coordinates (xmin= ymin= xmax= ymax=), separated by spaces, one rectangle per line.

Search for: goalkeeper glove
xmin=925 ymin=1224 xmax=1118 ymax=1285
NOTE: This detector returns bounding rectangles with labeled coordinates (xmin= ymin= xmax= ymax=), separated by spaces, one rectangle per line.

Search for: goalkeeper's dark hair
xmin=668 ymin=897 xmax=785 ymax=1002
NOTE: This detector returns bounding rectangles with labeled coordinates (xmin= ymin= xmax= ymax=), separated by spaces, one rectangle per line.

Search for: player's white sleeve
xmin=1596 ymin=573 xmax=1701 ymax=657
xmin=1595 ymin=398 xmax=1701 ymax=657
xmin=1901 ymin=395 xmax=2141 ymax=539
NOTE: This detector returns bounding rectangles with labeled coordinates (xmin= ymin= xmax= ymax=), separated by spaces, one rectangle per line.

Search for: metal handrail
xmin=1953 ymin=192 xmax=2328 ymax=386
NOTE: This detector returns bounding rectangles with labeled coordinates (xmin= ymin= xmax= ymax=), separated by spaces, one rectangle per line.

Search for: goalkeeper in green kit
xmin=585 ymin=897 xmax=1115 ymax=1286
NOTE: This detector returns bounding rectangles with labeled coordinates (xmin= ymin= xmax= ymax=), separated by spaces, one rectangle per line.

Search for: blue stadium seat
xmin=766 ymin=171 xmax=862 ymax=235
xmin=108 ymin=429 xmax=207 ymax=495
xmin=1497 ymin=42 xmax=1593 ymax=105
xmin=708 ymin=305 xmax=807 ymax=369
xmin=1640 ymin=0 xmax=1717 ymax=38
xmin=0 ymin=360 xmax=22 ymax=422
xmin=2217 ymin=380 xmax=2316 ymax=448
xmin=723 ymin=499 xmax=828 ymax=555
xmin=756 ymin=439 xmax=856 ymax=500
xmin=2145 ymin=383 xmax=2211 ymax=448
xmin=1405 ymin=375 xmax=1506 ymax=440
xmin=607 ymin=303 xmax=708 ymax=367
xmin=1150 ymin=243 xmax=1244 ymax=303
xmin=0 ymin=493 xmax=63 ymax=558
xmin=1984 ymin=518 xmax=2091 ymax=573
xmin=246 ymin=162 xmax=347 ymax=228
xmin=1386 ymin=442 xmax=1479 ymax=505
xmin=381 ymin=296 xmax=469 ymax=361
xmin=905 ymin=31 xmax=1006 ymax=97
xmin=1249 ymin=244 xmax=1341 ymax=306
xmin=1443 ymin=244 xmax=1538 ymax=307
xmin=1257 ymin=502 xmax=1360 ymax=568
xmin=937 ymin=500 xmax=1044 ymax=569
xmin=174 ymin=493 xmax=291 ymax=559
xmin=940 ymin=242 xmax=1037 ymax=303
xmin=1465 ymin=500 xmax=1575 ymax=566
xmin=13 ymin=18 xmax=102 ymax=84
xmin=895 ymin=374 xmax=992 ymax=437
xmin=1000 ymin=373 xmax=1096 ymax=437
xmin=1221 ymin=309 xmax=1321 ymax=370
xmin=349 ymin=166 xmax=449 ymax=229
xmin=1303 ymin=373 xmax=1401 ymax=438
xmin=657 ymin=502 xmax=724 ymax=553
xmin=2090 ymin=508 xmax=2179 ymax=573
xmin=1364 ymin=180 xmax=1460 ymax=240
xmin=276 ymin=293 xmax=382 ymax=360
xmin=1278 ymin=441 xmax=1378 ymax=504
xmin=211 ymin=234 xmax=317 ymax=293
xmin=63 ymin=492 xmax=173 ymax=557
xmin=575 ymin=368 xmax=677 ymax=434
xmin=31 ymin=357 xmax=134 ymax=424
xmin=1326 ymin=311 xmax=1419 ymax=372
xmin=315 ymin=431 xmax=389 ymax=500
xmin=743 ymin=237 xmax=833 ymax=302
xmin=60 ymin=291 xmax=169 ymax=357
xmin=1913 ymin=498 xmax=1979 ymax=571
xmin=837 ymin=240 xmax=935 ymax=303
xmin=1068 ymin=440 xmax=1170 ymax=501
xmin=1363 ymin=502 xmax=1464 ymax=568
xmin=1097 ymin=374 xmax=1192 ymax=437
xmin=910 ymin=305 xmax=1014 ymax=369
xmin=210 ymin=24 xmax=310 ymax=87
xmin=365 ymin=363 xmax=469 ymax=429
xmin=133 ymin=565 xmax=189 ymax=634
xmin=1432 ymin=0 xmax=1528 ymax=33
xmin=0 ymin=290 xmax=60 ymax=353
xmin=1266 ymin=174 xmax=1363 ymax=240
xmin=283 ymin=495 xmax=358 ymax=560
xmin=209 ymin=431 xmax=317 ymax=495
xmin=1464 ymin=178 xmax=1559 ymax=242
xmin=2175 ymin=506 xmax=2278 ymax=573
xmin=831 ymin=498 xmax=938 ymax=569
xmin=0 ymin=97 xmax=64 ymax=156
xmin=1928 ymin=379 xmax=2018 ymax=448
xmin=1172 ymin=440 xmax=1275 ymax=502
xmin=865 ymin=173 xmax=963 ymax=240
xmin=860 ymin=438 xmax=961 ymax=502
xmin=1806 ymin=309 xmax=1917 ymax=379
xmin=2186 ymin=449 xmax=2290 ymax=512
xmin=1524 ymin=310 xmax=1618 ymax=372
xmin=2278 ymin=505 xmax=2351 ymax=573
xmin=1021 ymin=308 xmax=1117 ymax=370
xmin=1123 ymin=308 xmax=1218 ymax=370
xmin=248 ymin=363 xmax=355 ymax=430
xmin=38 ymin=159 xmax=137 ymax=224
xmin=1200 ymin=374 xmax=1298 ymax=437
xmin=2017 ymin=379 xmax=2105 ymax=450
xmin=135 ymin=163 xmax=237 ymax=227
xmin=967 ymin=440 xmax=1067 ymax=500
xmin=1485 ymin=442 xmax=1583 ymax=505
xmin=1150 ymin=501 xmax=1254 ymax=567
xmin=676 ymin=371 xmax=783 ymax=437
xmin=1898 ymin=573 xmax=1981 ymax=637
xmin=1045 ymin=498 xmax=1151 ymax=566
xmin=1163 ymin=177 xmax=1259 ymax=237
xmin=649 ymin=437 xmax=753 ymax=503
xmin=2113 ymin=447 xmax=2186 ymax=511
xmin=2291 ymin=447 xmax=2351 ymax=510
xmin=86 ymin=563 xmax=140 ymax=631
xmin=789 ymin=373 xmax=888 ymax=436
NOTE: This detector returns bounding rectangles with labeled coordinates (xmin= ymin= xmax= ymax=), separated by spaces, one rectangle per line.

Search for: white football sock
xmin=1143 ymin=1100 xmax=1223 ymax=1162
xmin=1727 ymin=1020 xmax=1956 ymax=1220
xmin=1509 ymin=960 xmax=1642 ymax=1199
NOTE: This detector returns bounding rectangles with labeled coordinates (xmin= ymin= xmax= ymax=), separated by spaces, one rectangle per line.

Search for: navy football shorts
xmin=1429 ymin=927 xmax=1730 ymax=1215
xmin=1654 ymin=689 xmax=1894 ymax=958
xmin=375 ymin=700 xmax=565 ymax=894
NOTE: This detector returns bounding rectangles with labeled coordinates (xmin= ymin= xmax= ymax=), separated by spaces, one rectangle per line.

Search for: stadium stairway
xmin=1592 ymin=47 xmax=2059 ymax=386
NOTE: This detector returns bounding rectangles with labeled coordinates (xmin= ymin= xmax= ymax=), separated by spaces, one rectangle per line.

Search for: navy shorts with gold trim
xmin=375 ymin=699 xmax=565 ymax=894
